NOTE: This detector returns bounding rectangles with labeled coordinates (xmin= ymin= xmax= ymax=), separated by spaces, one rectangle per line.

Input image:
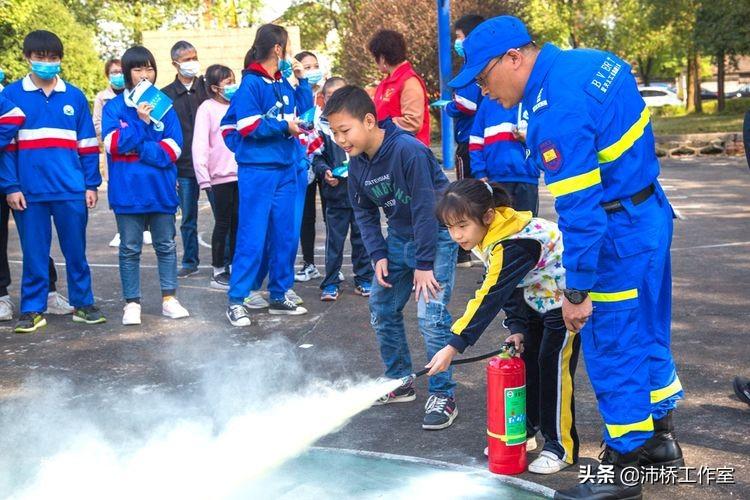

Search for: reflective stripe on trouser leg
xmin=555 ymin=329 xmax=580 ymax=463
xmin=641 ymin=196 xmax=683 ymax=419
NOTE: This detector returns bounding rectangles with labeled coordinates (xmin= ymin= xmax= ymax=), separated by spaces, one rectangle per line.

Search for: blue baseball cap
xmin=449 ymin=16 xmax=532 ymax=89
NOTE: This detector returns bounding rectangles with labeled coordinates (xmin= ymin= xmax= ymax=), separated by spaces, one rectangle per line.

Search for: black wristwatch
xmin=563 ymin=289 xmax=589 ymax=304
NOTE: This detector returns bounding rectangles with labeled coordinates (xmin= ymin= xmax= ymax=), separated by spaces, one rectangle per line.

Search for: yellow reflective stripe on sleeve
xmin=606 ymin=415 xmax=653 ymax=439
xmin=589 ymin=289 xmax=638 ymax=302
xmin=546 ymin=168 xmax=601 ymax=198
xmin=650 ymin=377 xmax=683 ymax=404
xmin=597 ymin=106 xmax=651 ymax=164
xmin=451 ymin=244 xmax=504 ymax=334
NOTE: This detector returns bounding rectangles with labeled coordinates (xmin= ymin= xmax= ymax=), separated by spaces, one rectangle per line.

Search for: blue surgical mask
xmin=454 ymin=39 xmax=465 ymax=58
xmin=305 ymin=69 xmax=323 ymax=85
xmin=30 ymin=60 xmax=61 ymax=80
xmin=221 ymin=83 xmax=239 ymax=100
xmin=109 ymin=73 xmax=125 ymax=89
xmin=278 ymin=57 xmax=294 ymax=79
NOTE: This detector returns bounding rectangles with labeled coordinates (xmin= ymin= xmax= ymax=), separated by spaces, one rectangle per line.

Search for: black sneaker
xmin=269 ymin=298 xmax=308 ymax=315
xmin=374 ymin=378 xmax=416 ymax=405
xmin=211 ymin=272 xmax=231 ymax=290
xmin=178 ymin=268 xmax=200 ymax=278
xmin=14 ymin=312 xmax=46 ymax=333
xmin=226 ymin=304 xmax=251 ymax=326
xmin=733 ymin=376 xmax=750 ymax=407
xmin=422 ymin=394 xmax=458 ymax=430
xmin=457 ymin=250 xmax=473 ymax=268
xmin=72 ymin=305 xmax=107 ymax=324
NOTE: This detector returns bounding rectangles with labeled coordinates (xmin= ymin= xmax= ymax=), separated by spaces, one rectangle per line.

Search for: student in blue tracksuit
xmin=452 ymin=16 xmax=684 ymax=499
xmin=469 ymin=98 xmax=539 ymax=215
xmin=312 ymin=77 xmax=373 ymax=301
xmin=325 ymin=85 xmax=459 ymax=431
xmin=446 ymin=14 xmax=484 ymax=268
xmin=102 ymin=45 xmax=190 ymax=326
xmin=221 ymin=24 xmax=312 ymax=326
xmin=0 ymin=31 xmax=106 ymax=333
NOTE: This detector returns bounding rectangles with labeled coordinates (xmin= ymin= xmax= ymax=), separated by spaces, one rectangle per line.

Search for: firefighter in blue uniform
xmin=451 ymin=16 xmax=684 ymax=500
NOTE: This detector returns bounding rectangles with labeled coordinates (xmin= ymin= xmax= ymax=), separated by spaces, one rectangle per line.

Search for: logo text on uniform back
xmin=590 ymin=57 xmax=622 ymax=95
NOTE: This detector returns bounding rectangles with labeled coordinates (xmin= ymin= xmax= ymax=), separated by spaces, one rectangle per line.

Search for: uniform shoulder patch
xmin=586 ymin=55 xmax=624 ymax=104
xmin=539 ymin=140 xmax=562 ymax=171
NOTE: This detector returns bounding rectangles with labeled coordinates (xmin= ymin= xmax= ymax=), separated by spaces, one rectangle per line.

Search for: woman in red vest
xmin=368 ymin=30 xmax=430 ymax=146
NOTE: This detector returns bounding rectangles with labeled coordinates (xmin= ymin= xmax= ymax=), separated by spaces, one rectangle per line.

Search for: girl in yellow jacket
xmin=426 ymin=178 xmax=580 ymax=474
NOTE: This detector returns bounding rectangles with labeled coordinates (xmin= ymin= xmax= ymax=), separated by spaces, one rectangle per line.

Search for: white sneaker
xmin=143 ymin=230 xmax=152 ymax=245
xmin=244 ymin=290 xmax=269 ymax=309
xmin=294 ymin=263 xmax=321 ymax=282
xmin=528 ymin=450 xmax=570 ymax=474
xmin=484 ymin=436 xmax=536 ymax=457
xmin=109 ymin=233 xmax=121 ymax=248
xmin=122 ymin=302 xmax=142 ymax=325
xmin=0 ymin=295 xmax=13 ymax=321
xmin=337 ymin=271 xmax=345 ymax=282
xmin=285 ymin=289 xmax=303 ymax=305
xmin=162 ymin=297 xmax=189 ymax=319
xmin=47 ymin=292 xmax=74 ymax=315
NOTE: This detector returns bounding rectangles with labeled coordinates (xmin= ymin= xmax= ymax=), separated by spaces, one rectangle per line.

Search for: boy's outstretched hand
xmin=414 ymin=269 xmax=441 ymax=303
xmin=426 ymin=345 xmax=458 ymax=376
xmin=374 ymin=258 xmax=391 ymax=288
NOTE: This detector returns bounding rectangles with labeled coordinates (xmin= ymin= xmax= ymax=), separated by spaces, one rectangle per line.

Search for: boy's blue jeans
xmin=369 ymin=228 xmax=458 ymax=397
xmin=116 ymin=213 xmax=178 ymax=300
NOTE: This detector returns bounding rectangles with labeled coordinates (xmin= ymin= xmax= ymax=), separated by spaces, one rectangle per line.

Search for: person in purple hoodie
xmin=325 ymin=85 xmax=459 ymax=431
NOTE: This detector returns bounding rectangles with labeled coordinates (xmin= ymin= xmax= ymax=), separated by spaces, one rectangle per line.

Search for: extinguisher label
xmin=504 ymin=385 xmax=527 ymax=446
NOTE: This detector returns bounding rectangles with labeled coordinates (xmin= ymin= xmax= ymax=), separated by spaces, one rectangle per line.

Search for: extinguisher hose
xmin=407 ymin=342 xmax=517 ymax=380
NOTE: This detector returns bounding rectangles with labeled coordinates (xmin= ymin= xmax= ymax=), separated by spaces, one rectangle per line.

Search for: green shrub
xmin=650 ymin=105 xmax=688 ymax=118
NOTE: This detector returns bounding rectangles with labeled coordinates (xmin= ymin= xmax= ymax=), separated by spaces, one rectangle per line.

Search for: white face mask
xmin=178 ymin=60 xmax=200 ymax=78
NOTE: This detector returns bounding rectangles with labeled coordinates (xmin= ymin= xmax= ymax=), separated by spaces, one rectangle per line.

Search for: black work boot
xmin=555 ymin=446 xmax=642 ymax=500
xmin=638 ymin=411 xmax=684 ymax=468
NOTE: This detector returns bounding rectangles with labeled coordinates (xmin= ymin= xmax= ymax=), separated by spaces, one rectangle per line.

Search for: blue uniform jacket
xmin=0 ymin=76 xmax=101 ymax=201
xmin=102 ymin=93 xmax=183 ymax=214
xmin=469 ymin=100 xmax=537 ymax=183
xmin=220 ymin=63 xmax=312 ymax=168
xmin=445 ymin=83 xmax=482 ymax=144
xmin=522 ymin=44 xmax=661 ymax=290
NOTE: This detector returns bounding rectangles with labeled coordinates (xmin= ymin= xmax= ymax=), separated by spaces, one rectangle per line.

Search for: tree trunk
xmin=717 ymin=49 xmax=725 ymax=112
xmin=693 ymin=51 xmax=703 ymax=113
xmin=686 ymin=55 xmax=695 ymax=113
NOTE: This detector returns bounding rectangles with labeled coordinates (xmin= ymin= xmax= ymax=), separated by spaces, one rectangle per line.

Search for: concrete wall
xmin=142 ymin=26 xmax=301 ymax=88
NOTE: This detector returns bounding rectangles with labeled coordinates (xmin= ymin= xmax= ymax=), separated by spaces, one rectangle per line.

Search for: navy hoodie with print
xmin=348 ymin=119 xmax=449 ymax=271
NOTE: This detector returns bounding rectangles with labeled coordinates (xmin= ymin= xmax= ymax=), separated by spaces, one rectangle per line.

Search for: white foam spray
xmin=6 ymin=372 xmax=401 ymax=500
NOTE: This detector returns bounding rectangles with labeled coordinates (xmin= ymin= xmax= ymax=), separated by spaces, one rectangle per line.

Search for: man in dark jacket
xmin=162 ymin=40 xmax=209 ymax=277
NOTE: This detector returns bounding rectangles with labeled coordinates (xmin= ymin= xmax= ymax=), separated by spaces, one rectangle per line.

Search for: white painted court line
xmin=672 ymin=241 xmax=750 ymax=252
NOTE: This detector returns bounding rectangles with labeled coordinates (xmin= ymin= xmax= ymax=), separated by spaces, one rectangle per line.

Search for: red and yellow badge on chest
xmin=539 ymin=140 xmax=562 ymax=171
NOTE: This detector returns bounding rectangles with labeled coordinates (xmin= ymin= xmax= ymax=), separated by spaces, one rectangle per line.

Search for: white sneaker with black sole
xmin=227 ymin=304 xmax=251 ymax=326
xmin=294 ymin=263 xmax=321 ymax=282
xmin=269 ymin=298 xmax=307 ymax=315
xmin=422 ymin=394 xmax=458 ymax=430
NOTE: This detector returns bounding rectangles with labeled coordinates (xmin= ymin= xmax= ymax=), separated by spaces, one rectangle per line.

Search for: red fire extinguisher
xmin=486 ymin=342 xmax=526 ymax=475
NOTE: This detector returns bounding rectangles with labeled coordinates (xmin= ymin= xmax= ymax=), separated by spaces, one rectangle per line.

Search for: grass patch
xmin=652 ymin=97 xmax=749 ymax=135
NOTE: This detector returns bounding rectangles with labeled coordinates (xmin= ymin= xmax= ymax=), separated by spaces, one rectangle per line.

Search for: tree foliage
xmin=0 ymin=0 xmax=103 ymax=97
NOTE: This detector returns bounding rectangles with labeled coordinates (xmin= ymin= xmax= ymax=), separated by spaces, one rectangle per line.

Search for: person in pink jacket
xmin=192 ymin=64 xmax=239 ymax=290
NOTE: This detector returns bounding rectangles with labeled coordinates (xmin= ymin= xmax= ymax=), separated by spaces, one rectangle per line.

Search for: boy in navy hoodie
xmin=0 ymin=31 xmax=105 ymax=333
xmin=312 ymin=77 xmax=373 ymax=301
xmin=324 ymin=85 xmax=459 ymax=430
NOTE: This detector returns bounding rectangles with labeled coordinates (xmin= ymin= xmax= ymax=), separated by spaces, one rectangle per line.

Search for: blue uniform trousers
xmin=14 ymin=200 xmax=94 ymax=313
xmin=229 ymin=165 xmax=296 ymax=303
xmin=580 ymin=184 xmax=683 ymax=453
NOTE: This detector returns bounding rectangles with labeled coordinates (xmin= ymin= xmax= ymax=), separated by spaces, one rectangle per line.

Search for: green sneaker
xmin=72 ymin=305 xmax=107 ymax=325
xmin=15 ymin=312 xmax=46 ymax=333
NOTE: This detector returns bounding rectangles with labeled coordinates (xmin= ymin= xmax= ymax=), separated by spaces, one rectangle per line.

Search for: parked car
xmin=638 ymin=86 xmax=683 ymax=107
